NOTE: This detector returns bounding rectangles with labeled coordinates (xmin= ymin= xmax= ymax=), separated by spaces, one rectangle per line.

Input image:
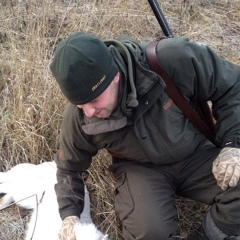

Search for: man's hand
xmin=59 ymin=216 xmax=80 ymax=240
xmin=212 ymin=147 xmax=240 ymax=191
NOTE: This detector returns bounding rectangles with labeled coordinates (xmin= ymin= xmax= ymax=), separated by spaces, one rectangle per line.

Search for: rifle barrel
xmin=148 ymin=0 xmax=174 ymax=38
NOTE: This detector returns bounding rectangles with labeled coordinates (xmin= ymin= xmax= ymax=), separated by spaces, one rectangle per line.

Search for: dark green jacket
xmin=54 ymin=36 xmax=240 ymax=220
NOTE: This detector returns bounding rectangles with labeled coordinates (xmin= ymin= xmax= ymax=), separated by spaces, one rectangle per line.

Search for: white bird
xmin=0 ymin=161 xmax=109 ymax=240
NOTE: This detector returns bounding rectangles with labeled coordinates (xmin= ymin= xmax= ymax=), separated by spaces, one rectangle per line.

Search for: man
xmin=50 ymin=32 xmax=240 ymax=240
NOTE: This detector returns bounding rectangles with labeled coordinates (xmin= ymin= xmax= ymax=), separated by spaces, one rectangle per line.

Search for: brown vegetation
xmin=0 ymin=0 xmax=239 ymax=239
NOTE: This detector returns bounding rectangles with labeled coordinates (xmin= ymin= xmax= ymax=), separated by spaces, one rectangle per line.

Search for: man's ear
xmin=113 ymin=72 xmax=120 ymax=84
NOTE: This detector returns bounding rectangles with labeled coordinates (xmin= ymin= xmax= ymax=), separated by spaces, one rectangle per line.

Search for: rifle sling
xmin=146 ymin=41 xmax=217 ymax=146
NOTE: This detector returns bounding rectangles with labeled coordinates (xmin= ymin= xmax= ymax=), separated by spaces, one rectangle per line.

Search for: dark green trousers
xmin=110 ymin=142 xmax=240 ymax=240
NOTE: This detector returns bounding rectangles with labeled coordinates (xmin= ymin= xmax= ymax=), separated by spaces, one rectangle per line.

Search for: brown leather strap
xmin=146 ymin=41 xmax=217 ymax=146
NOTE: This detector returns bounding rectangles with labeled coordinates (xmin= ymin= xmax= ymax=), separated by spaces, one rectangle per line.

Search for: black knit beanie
xmin=50 ymin=32 xmax=119 ymax=105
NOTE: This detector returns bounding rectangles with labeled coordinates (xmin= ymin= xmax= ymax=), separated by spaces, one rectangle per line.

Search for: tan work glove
xmin=212 ymin=147 xmax=240 ymax=191
xmin=59 ymin=216 xmax=80 ymax=240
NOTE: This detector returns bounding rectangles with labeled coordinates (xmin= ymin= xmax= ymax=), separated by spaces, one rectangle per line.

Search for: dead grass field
xmin=0 ymin=0 xmax=239 ymax=239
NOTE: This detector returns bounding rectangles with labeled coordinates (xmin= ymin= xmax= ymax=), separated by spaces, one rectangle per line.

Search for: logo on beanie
xmin=92 ymin=75 xmax=106 ymax=91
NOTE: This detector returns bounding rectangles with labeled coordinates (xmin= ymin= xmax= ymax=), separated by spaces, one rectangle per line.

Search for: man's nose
xmin=78 ymin=104 xmax=95 ymax=118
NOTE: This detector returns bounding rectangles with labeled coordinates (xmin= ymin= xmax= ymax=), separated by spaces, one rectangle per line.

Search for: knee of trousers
xmin=114 ymin=175 xmax=178 ymax=239
xmin=210 ymin=182 xmax=240 ymax=236
xmin=119 ymin=209 xmax=178 ymax=240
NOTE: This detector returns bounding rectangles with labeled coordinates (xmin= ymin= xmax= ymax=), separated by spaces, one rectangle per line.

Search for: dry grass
xmin=0 ymin=0 xmax=239 ymax=239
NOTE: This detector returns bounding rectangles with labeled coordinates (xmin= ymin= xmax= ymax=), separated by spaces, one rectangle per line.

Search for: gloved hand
xmin=59 ymin=216 xmax=80 ymax=240
xmin=212 ymin=147 xmax=240 ymax=191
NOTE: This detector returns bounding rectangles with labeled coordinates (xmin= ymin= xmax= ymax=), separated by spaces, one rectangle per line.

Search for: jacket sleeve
xmin=54 ymin=103 xmax=98 ymax=220
xmin=156 ymin=37 xmax=240 ymax=147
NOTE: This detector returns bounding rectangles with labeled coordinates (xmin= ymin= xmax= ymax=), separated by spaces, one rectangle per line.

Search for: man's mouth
xmin=94 ymin=109 xmax=102 ymax=117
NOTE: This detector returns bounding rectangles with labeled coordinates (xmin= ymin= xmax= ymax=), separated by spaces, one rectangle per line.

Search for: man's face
xmin=77 ymin=72 xmax=120 ymax=118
